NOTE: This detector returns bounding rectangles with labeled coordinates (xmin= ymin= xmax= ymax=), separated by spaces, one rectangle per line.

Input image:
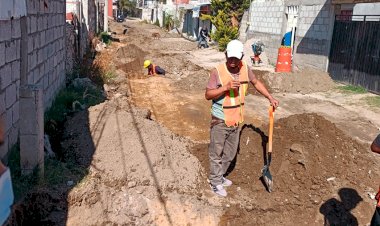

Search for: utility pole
xmin=104 ymin=0 xmax=109 ymax=32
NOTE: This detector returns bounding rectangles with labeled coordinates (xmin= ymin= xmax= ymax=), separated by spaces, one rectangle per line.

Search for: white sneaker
xmin=222 ymin=177 xmax=232 ymax=187
xmin=212 ymin=184 xmax=227 ymax=197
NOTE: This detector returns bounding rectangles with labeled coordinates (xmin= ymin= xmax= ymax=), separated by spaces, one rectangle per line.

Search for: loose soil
xmin=11 ymin=19 xmax=380 ymax=226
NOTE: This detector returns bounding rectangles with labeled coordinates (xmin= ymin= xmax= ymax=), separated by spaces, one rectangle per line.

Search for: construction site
xmin=4 ymin=18 xmax=378 ymax=225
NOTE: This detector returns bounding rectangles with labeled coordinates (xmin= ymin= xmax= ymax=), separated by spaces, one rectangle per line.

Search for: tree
xmin=119 ymin=0 xmax=135 ymax=12
xmin=201 ymin=0 xmax=250 ymax=51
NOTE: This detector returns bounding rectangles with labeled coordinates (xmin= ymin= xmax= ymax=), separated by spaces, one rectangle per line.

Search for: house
xmin=138 ymin=0 xmax=211 ymax=40
xmin=246 ymin=0 xmax=380 ymax=93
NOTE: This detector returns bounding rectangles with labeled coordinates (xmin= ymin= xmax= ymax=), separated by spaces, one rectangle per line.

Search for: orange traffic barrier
xmin=275 ymin=47 xmax=292 ymax=72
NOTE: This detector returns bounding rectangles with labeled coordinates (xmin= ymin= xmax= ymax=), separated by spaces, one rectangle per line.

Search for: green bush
xmin=164 ymin=14 xmax=174 ymax=31
xmin=99 ymin=32 xmax=111 ymax=44
xmin=154 ymin=19 xmax=160 ymax=27
xmin=202 ymin=10 xmax=239 ymax=51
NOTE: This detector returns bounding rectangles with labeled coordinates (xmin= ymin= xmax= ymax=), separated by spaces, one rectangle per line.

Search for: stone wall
xmin=0 ymin=0 xmax=66 ymax=159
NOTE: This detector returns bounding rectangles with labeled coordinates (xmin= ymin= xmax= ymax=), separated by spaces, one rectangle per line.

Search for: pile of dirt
xmin=254 ymin=67 xmax=336 ymax=94
xmin=63 ymin=97 xmax=223 ymax=225
xmin=191 ymin=113 xmax=380 ymax=225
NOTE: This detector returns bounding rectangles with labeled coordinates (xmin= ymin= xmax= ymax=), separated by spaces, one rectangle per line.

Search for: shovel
xmin=262 ymin=105 xmax=275 ymax=193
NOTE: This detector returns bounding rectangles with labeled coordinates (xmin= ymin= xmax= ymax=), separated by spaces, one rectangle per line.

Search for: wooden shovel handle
xmin=268 ymin=105 xmax=275 ymax=153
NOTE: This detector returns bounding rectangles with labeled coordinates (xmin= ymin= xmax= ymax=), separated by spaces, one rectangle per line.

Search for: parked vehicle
xmin=116 ymin=14 xmax=125 ymax=23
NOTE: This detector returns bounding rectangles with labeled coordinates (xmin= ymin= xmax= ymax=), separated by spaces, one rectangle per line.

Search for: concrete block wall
xmin=246 ymin=0 xmax=335 ymax=71
xmin=249 ymin=1 xmax=285 ymax=35
xmin=293 ymin=3 xmax=334 ymax=70
xmin=0 ymin=0 xmax=67 ymax=159
xmin=247 ymin=0 xmax=285 ymax=65
xmin=0 ymin=18 xmax=22 ymax=158
xmin=26 ymin=0 xmax=66 ymax=109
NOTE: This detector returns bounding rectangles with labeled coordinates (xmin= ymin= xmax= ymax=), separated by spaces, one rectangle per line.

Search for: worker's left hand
xmin=269 ymin=97 xmax=279 ymax=109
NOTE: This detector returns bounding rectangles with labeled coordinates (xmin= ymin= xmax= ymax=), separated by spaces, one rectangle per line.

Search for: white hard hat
xmin=226 ymin=40 xmax=244 ymax=59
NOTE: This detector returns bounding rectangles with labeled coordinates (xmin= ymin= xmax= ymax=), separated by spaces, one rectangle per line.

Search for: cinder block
xmin=0 ymin=92 xmax=5 ymax=115
xmin=0 ymin=43 xmax=5 ymax=68
xmin=40 ymin=31 xmax=46 ymax=48
xmin=5 ymin=83 xmax=16 ymax=109
xmin=5 ymin=108 xmax=12 ymax=132
xmin=0 ymin=21 xmax=11 ymax=42
xmin=37 ymin=48 xmax=44 ymax=65
xmin=5 ymin=41 xmax=17 ymax=63
xmin=27 ymin=70 xmax=34 ymax=85
xmin=15 ymin=40 xmax=20 ymax=59
xmin=0 ymin=64 xmax=12 ymax=90
xmin=11 ymin=19 xmax=21 ymax=39
xmin=321 ymin=10 xmax=329 ymax=18
xmin=31 ymin=16 xmax=37 ymax=34
xmin=31 ymin=51 xmax=37 ymax=71
xmin=8 ymin=122 xmax=19 ymax=148
xmin=43 ymin=75 xmax=49 ymax=90
xmin=33 ymin=67 xmax=42 ymax=84
xmin=37 ymin=17 xmax=43 ymax=32
xmin=11 ymin=60 xmax=20 ymax=82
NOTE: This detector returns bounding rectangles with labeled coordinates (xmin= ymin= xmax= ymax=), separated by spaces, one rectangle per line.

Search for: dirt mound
xmin=254 ymin=67 xmax=336 ymax=94
xmin=115 ymin=44 xmax=147 ymax=79
xmin=191 ymin=113 xmax=379 ymax=225
xmin=63 ymin=97 xmax=222 ymax=225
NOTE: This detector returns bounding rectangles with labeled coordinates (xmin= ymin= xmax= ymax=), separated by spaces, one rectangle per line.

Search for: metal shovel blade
xmin=262 ymin=153 xmax=273 ymax=193
xmin=262 ymin=105 xmax=274 ymax=193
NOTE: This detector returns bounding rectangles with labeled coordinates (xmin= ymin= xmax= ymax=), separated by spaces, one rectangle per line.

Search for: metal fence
xmin=328 ymin=15 xmax=380 ymax=94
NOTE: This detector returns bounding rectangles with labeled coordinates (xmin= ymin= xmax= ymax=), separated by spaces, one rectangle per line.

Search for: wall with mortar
xmin=247 ymin=0 xmax=285 ymax=65
xmin=292 ymin=0 xmax=335 ymax=70
xmin=0 ymin=0 xmax=66 ymax=159
xmin=247 ymin=0 xmax=335 ymax=70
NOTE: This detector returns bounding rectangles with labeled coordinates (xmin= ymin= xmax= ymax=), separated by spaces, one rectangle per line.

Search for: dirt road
xmin=39 ymin=20 xmax=380 ymax=225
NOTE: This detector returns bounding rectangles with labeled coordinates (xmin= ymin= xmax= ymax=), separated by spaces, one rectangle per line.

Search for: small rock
xmin=326 ymin=177 xmax=336 ymax=182
xmin=298 ymin=159 xmax=306 ymax=168
xmin=142 ymin=179 xmax=150 ymax=186
xmin=290 ymin=144 xmax=304 ymax=154
xmin=128 ymin=181 xmax=137 ymax=188
xmin=226 ymin=204 xmax=230 ymax=208
xmin=368 ymin=192 xmax=376 ymax=200
xmin=245 ymin=205 xmax=254 ymax=212
xmin=67 ymin=180 xmax=74 ymax=186
xmin=237 ymin=187 xmax=241 ymax=191
xmin=114 ymin=93 xmax=123 ymax=98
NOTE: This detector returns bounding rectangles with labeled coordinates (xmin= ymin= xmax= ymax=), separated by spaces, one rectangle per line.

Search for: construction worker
xmin=0 ymin=118 xmax=14 ymax=225
xmin=143 ymin=60 xmax=166 ymax=76
xmin=205 ymin=40 xmax=279 ymax=197
xmin=371 ymin=134 xmax=380 ymax=226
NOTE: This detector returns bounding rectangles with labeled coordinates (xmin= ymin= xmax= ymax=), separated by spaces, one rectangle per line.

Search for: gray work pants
xmin=208 ymin=122 xmax=240 ymax=186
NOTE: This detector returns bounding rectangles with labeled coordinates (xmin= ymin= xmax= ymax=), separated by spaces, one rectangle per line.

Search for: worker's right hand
xmin=225 ymin=80 xmax=240 ymax=91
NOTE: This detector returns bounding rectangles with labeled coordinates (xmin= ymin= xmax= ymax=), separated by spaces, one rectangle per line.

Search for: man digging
xmin=205 ymin=40 xmax=279 ymax=197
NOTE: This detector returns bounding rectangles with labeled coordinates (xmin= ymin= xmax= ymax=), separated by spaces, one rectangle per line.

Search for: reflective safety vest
xmin=215 ymin=61 xmax=249 ymax=127
xmin=149 ymin=64 xmax=157 ymax=75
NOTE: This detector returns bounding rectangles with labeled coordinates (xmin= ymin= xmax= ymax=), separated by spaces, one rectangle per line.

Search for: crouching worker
xmin=143 ymin=60 xmax=166 ymax=76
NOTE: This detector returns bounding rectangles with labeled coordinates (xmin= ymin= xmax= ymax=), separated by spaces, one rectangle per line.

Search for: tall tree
xmin=201 ymin=0 xmax=250 ymax=51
